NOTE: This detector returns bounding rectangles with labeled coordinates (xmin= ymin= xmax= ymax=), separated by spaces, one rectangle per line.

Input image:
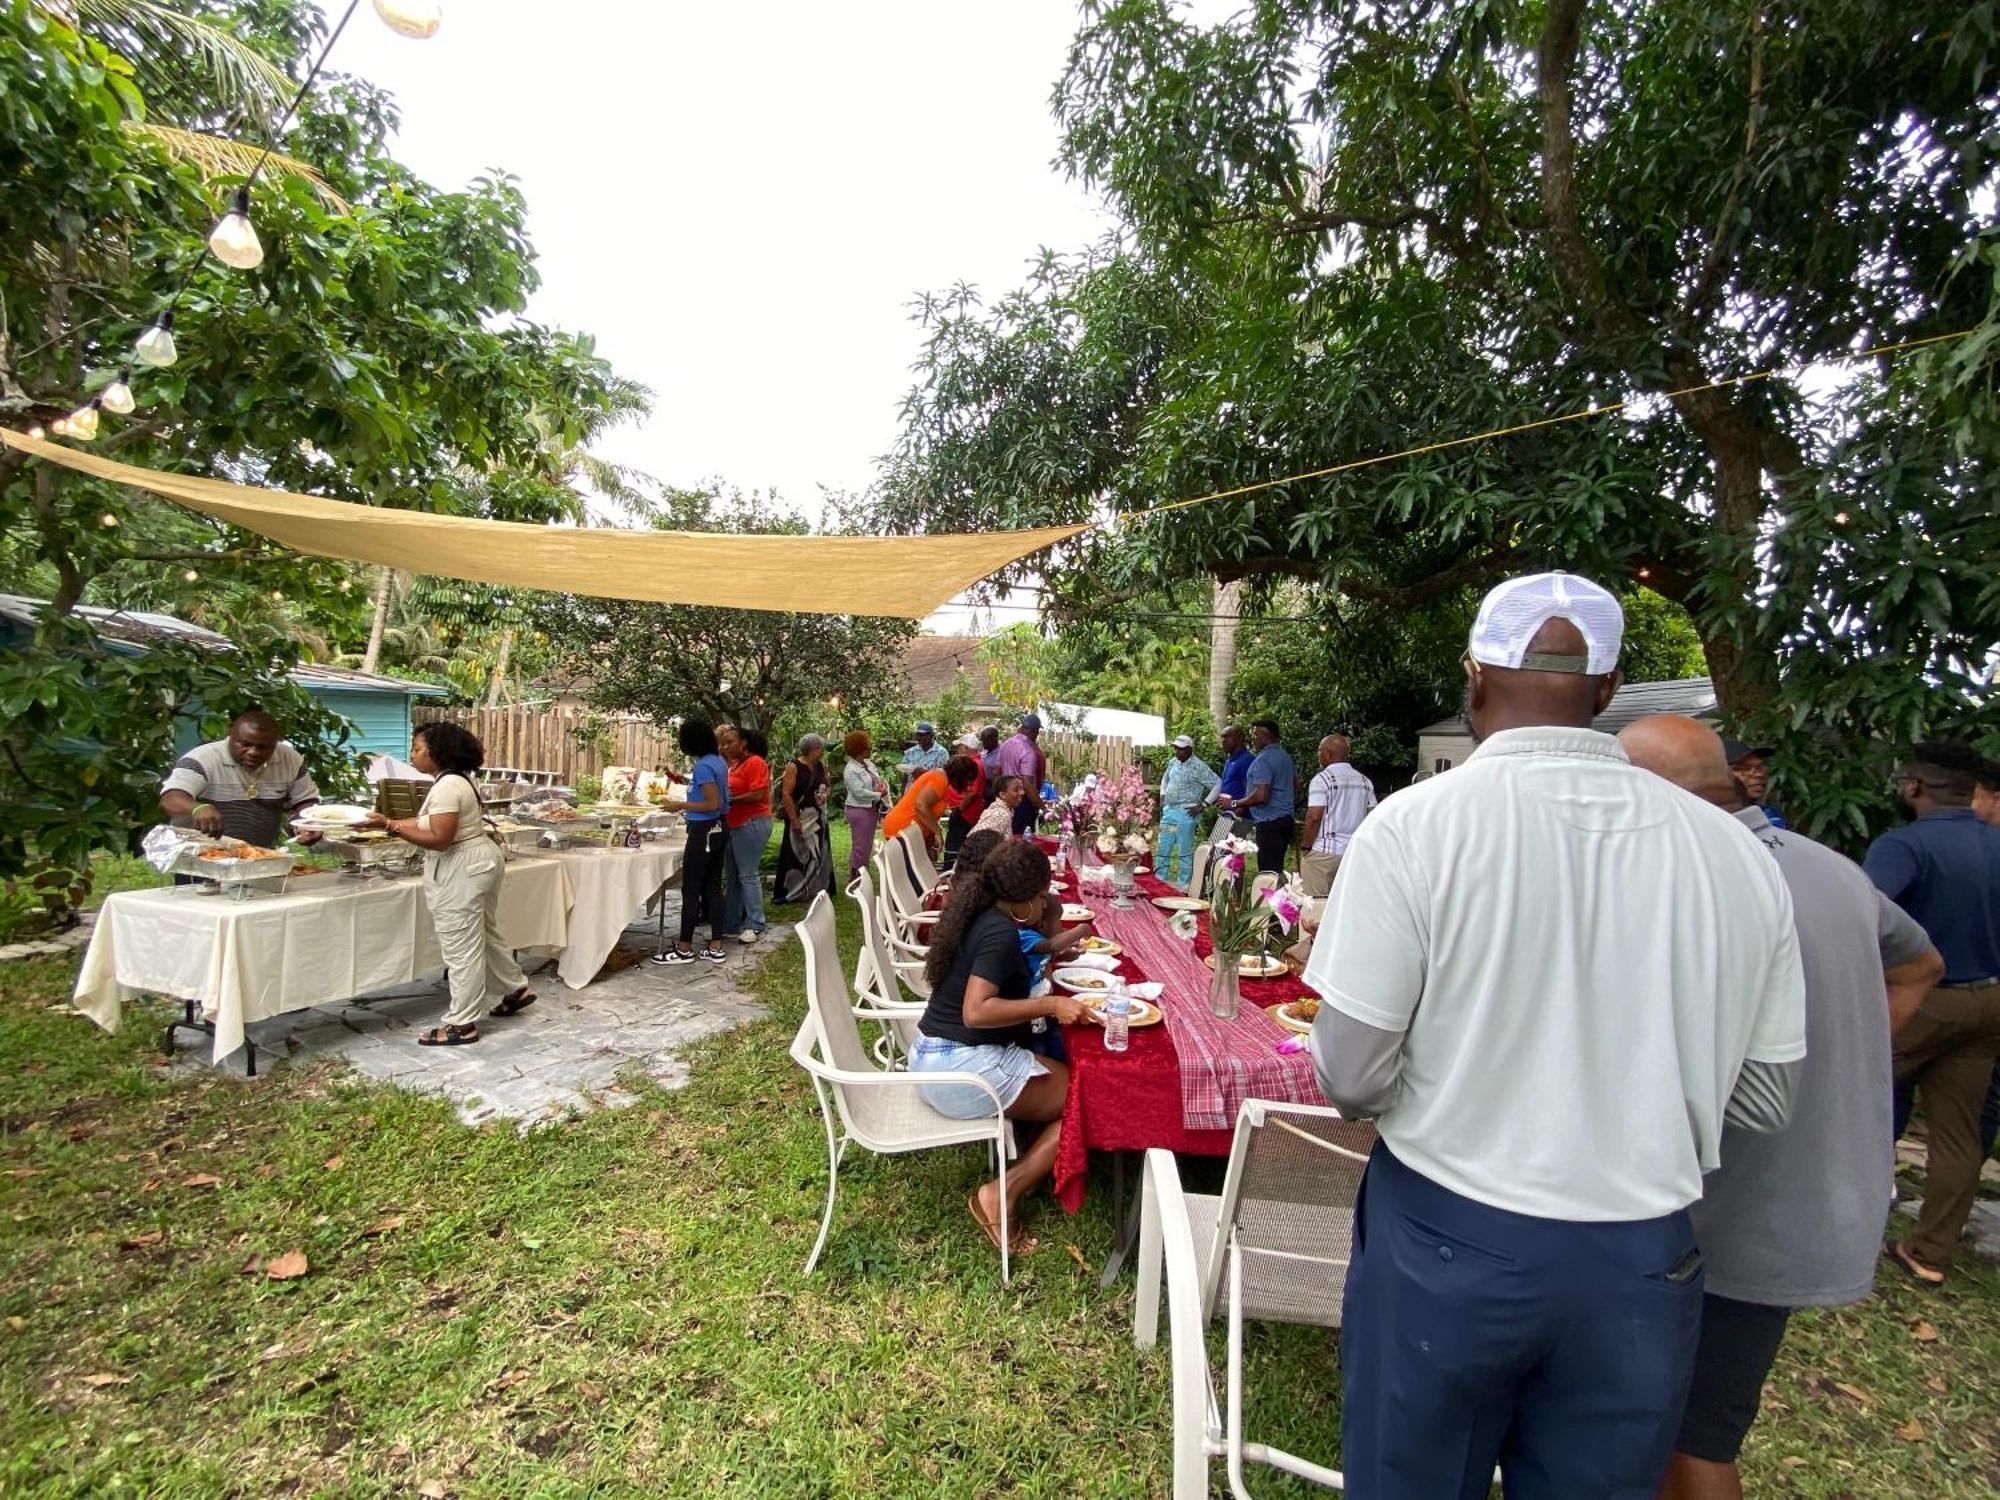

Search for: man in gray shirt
xmin=159 ymin=709 xmax=322 ymax=847
xmin=1620 ymin=714 xmax=1942 ymax=1500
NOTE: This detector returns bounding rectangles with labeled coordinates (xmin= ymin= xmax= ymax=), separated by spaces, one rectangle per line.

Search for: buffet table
xmin=72 ymin=842 xmax=683 ymax=1065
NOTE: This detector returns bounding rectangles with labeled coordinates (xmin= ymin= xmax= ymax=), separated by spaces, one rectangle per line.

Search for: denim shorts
xmin=909 ymin=1034 xmax=1047 ymax=1119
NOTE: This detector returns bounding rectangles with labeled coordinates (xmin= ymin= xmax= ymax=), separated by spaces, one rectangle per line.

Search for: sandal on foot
xmin=967 ymin=1193 xmax=1039 ymax=1256
xmin=418 ymin=1023 xmax=479 ymax=1046
xmin=1885 ymin=1240 xmax=1945 ymax=1286
xmin=492 ymin=987 xmax=537 ymax=1017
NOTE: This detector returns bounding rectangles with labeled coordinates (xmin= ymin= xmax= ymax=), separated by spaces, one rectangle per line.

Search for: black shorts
xmin=1674 ymin=1294 xmax=1792 ymax=1463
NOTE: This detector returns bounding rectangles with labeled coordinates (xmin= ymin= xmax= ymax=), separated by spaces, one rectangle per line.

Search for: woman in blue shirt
xmin=654 ymin=720 xmax=731 ymax=966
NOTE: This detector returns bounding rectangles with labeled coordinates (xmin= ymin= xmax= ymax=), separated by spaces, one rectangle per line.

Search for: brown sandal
xmin=1885 ymin=1241 xmax=1944 ymax=1287
xmin=967 ymin=1193 xmax=1039 ymax=1256
xmin=491 ymin=987 xmax=537 ymax=1017
xmin=418 ymin=1023 xmax=479 ymax=1046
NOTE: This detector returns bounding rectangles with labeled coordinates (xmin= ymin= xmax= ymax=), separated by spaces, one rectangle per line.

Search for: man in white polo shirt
xmin=1305 ymin=572 xmax=1806 ymax=1499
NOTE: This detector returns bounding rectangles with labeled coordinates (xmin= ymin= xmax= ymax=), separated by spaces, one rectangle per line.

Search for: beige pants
xmin=1300 ymin=850 xmax=1342 ymax=900
xmin=424 ymin=840 xmax=526 ymax=1028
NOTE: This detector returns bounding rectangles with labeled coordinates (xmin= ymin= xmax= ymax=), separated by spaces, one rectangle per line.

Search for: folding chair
xmin=896 ymin=824 xmax=943 ymax=897
xmin=1135 ymin=1101 xmax=1377 ymax=1497
xmin=1187 ymin=842 xmax=1214 ymax=902
xmin=788 ymin=892 xmax=1020 ymax=1281
xmin=877 ymin=845 xmax=941 ymax=945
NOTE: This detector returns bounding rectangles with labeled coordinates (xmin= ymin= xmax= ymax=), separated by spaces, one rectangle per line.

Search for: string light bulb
xmin=1637 ymin=566 xmax=1652 ymax=580
xmin=99 ymin=512 xmax=119 ymax=528
xmin=26 ymin=425 xmax=45 ymax=441
xmin=271 ymin=590 xmax=285 ymax=602
xmin=134 ymin=315 xmax=178 ymax=368
xmin=1832 ymin=511 xmax=1851 ymax=526
xmin=373 ymin=0 xmax=442 ymax=39
xmin=65 ymin=402 xmax=101 ymax=441
xmin=50 ymin=418 xmax=70 ymax=438
xmin=207 ymin=186 xmax=265 ymax=270
xmin=183 ymin=569 xmax=200 ymax=583
xmin=100 ymin=378 xmax=136 ymax=415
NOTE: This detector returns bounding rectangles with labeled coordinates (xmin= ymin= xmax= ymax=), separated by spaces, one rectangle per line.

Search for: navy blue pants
xmin=1341 ymin=1145 xmax=1703 ymax=1499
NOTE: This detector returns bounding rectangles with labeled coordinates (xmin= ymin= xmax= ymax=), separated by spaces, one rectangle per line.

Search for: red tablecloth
xmin=1047 ymin=855 xmax=1325 ymax=1211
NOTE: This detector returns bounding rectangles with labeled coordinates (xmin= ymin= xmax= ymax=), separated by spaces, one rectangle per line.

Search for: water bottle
xmin=1102 ymin=992 xmax=1132 ymax=1053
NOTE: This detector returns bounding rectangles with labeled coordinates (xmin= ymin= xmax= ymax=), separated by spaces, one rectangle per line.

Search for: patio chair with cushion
xmin=788 ymin=891 xmax=1021 ymax=1281
xmin=1133 ymin=1101 xmax=1378 ymax=1497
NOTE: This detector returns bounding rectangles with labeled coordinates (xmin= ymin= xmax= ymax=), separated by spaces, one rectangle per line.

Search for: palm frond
xmin=126 ymin=123 xmax=349 ymax=210
xmin=576 ymin=454 xmax=660 ymax=508
xmin=72 ymin=0 xmax=295 ymax=125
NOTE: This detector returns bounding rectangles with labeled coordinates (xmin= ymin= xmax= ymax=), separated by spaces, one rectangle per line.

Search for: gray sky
xmin=334 ymin=0 xmax=1113 ymax=539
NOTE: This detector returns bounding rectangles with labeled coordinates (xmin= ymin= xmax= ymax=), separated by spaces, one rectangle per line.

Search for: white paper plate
xmin=1052 ymin=966 xmax=1120 ymax=996
xmin=295 ymin=803 xmax=373 ymax=826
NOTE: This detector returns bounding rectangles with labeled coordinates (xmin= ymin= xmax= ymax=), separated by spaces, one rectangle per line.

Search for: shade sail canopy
xmin=2 ymin=429 xmax=1084 ymax=619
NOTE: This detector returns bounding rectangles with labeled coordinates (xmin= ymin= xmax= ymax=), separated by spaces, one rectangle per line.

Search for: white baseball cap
xmin=1468 ymin=571 xmax=1624 ymax=676
xmin=1172 ymin=735 xmax=1194 ymax=749
xmin=957 ymin=732 xmax=982 ymax=750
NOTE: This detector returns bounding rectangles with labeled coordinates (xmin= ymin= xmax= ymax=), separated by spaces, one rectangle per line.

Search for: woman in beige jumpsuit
xmin=364 ymin=722 xmax=533 ymax=1045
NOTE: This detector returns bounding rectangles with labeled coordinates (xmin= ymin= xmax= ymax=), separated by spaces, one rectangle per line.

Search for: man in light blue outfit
xmin=1155 ymin=734 xmax=1219 ymax=887
xmin=897 ymin=721 xmax=950 ymax=786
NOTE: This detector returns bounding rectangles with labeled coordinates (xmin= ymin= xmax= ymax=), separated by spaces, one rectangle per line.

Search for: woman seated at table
xmin=973 ymin=775 xmax=1029 ymax=838
xmin=909 ymin=840 xmax=1101 ymax=1256
xmin=364 ymin=721 xmax=533 ymax=1046
xmin=881 ymin=754 xmax=982 ymax=862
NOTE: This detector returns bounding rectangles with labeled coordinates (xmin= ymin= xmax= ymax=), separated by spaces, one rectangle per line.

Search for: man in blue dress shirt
xmin=1205 ymin=724 xmax=1254 ymax=842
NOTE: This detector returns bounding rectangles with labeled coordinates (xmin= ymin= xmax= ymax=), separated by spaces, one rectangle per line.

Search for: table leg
xmin=1098 ymin=1149 xmax=1144 ymax=1287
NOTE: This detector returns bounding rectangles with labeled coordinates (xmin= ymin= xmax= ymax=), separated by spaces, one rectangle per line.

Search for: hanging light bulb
xmin=100 ymin=377 xmax=136 ymax=415
xmin=66 ymin=402 xmax=101 ymax=441
xmin=183 ymin=569 xmax=200 ymax=583
xmin=1832 ymin=511 xmax=1851 ymax=526
xmin=207 ymin=186 xmax=264 ymax=270
xmin=50 ymin=418 xmax=70 ymax=438
xmin=26 ymin=425 xmax=45 ymax=441
xmin=373 ymin=0 xmax=442 ymax=39
xmin=271 ymin=590 xmax=285 ymax=602
xmin=99 ymin=512 xmax=119 ymax=528
xmin=134 ymin=314 xmax=178 ymax=368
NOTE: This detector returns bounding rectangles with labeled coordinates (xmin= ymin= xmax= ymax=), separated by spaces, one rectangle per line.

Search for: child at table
xmin=1018 ymin=894 xmax=1091 ymax=1062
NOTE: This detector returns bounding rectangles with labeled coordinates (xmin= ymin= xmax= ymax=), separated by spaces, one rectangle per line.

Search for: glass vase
xmin=1111 ymin=856 xmax=1138 ymax=909
xmin=1208 ymin=951 xmax=1241 ymax=1020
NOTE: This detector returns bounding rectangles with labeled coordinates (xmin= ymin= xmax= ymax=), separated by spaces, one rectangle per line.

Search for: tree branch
xmin=1683 ymin=9 xmax=1767 ymax=323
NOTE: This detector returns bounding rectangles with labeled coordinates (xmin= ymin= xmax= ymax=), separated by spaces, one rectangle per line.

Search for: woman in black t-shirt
xmin=908 ymin=841 xmax=1101 ymax=1256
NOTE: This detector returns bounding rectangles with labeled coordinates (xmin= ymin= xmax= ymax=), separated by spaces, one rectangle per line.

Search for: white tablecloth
xmin=536 ymin=844 xmax=683 ymax=988
xmin=73 ymin=860 xmax=570 ymax=1061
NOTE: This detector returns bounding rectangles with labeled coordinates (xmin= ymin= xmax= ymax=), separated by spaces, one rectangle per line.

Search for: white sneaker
xmin=739 ymin=929 xmax=761 ymax=945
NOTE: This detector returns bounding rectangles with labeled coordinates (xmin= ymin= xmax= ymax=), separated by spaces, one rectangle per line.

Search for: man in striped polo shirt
xmin=159 ymin=709 xmax=323 ymax=847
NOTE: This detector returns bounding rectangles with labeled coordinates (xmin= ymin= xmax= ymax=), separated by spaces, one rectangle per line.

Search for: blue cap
xmin=1019 ymin=712 xmax=1042 ymax=730
xmin=914 ymin=721 xmax=935 ymax=735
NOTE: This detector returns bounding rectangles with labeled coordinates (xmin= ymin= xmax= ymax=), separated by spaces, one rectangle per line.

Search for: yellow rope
xmin=1110 ymin=327 xmax=1974 ymax=525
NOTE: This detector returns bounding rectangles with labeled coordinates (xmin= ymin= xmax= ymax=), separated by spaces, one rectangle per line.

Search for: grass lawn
xmin=0 ymin=832 xmax=1996 ymax=1494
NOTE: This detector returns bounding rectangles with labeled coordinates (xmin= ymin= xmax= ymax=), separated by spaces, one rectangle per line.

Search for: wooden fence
xmin=1035 ymin=729 xmax=1137 ymax=788
xmin=414 ymin=704 xmax=676 ymax=782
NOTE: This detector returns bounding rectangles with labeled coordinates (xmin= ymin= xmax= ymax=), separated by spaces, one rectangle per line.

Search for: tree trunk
xmin=485 ymin=629 xmax=514 ymax=707
xmin=1208 ymin=577 xmax=1242 ymax=728
xmin=359 ymin=567 xmax=391 ymax=674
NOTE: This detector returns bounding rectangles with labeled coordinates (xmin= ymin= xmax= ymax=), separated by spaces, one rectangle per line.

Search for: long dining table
xmin=1042 ymin=847 xmax=1327 ymax=1242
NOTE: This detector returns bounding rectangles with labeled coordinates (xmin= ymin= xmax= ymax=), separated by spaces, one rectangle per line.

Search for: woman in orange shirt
xmin=881 ymin=755 xmax=982 ymax=859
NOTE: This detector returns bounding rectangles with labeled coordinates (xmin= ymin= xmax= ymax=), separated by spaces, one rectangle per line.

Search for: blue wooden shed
xmin=0 ymin=595 xmax=447 ymax=761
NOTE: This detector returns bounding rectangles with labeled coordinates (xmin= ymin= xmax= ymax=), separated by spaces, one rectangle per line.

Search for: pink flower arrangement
xmin=1081 ymin=764 xmax=1156 ymax=853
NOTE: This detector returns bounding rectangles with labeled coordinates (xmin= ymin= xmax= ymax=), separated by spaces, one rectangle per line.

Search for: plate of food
xmin=292 ymin=803 xmax=375 ymax=831
xmin=1272 ymin=997 xmax=1320 ymax=1034
xmin=1151 ymin=895 xmax=1209 ymax=913
xmin=1059 ymin=903 xmax=1095 ymax=924
xmin=1090 ymin=997 xmax=1162 ymax=1028
xmin=1079 ymin=936 xmax=1123 ymax=958
xmin=1205 ymin=951 xmax=1290 ymax=978
xmin=1051 ymin=966 xmax=1119 ymax=996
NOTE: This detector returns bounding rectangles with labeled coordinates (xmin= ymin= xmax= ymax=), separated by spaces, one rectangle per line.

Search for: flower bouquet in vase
xmin=1205 ymin=839 xmax=1306 ymax=1018
xmin=1082 ymin=765 xmax=1155 ymax=909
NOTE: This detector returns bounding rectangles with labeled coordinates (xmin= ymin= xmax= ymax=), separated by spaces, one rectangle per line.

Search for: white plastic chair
xmin=878 ymin=844 xmax=941 ymax=944
xmin=1187 ymin=842 xmax=1214 ymax=901
xmin=1134 ymin=1101 xmax=1378 ymax=1497
xmin=788 ymin=892 xmax=1020 ymax=1281
xmin=848 ymin=867 xmax=928 ymax=1065
xmin=896 ymin=824 xmax=943 ymax=897
xmin=1250 ymin=871 xmax=1282 ymax=901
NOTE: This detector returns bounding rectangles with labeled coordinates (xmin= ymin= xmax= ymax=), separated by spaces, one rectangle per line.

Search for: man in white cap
xmin=1155 ymin=734 xmax=1218 ymax=888
xmin=1305 ymin=571 xmax=1806 ymax=1498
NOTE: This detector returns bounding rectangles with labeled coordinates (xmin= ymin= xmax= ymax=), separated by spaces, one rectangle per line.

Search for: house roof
xmin=0 ymin=594 xmax=445 ymax=696
xmin=900 ymin=634 xmax=997 ymax=706
xmin=1418 ymin=676 xmax=1719 ymax=738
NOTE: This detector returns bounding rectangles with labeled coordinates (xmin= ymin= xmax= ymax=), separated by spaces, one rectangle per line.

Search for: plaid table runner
xmin=1065 ymin=850 xmax=1320 ymax=1132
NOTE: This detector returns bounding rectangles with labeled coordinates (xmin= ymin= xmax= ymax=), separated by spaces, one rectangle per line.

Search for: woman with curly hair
xmin=364 ymin=720 xmax=532 ymax=1045
xmin=909 ymin=840 xmax=1102 ymax=1255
